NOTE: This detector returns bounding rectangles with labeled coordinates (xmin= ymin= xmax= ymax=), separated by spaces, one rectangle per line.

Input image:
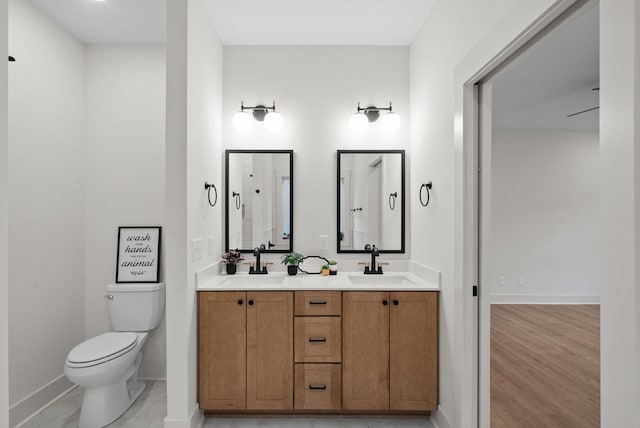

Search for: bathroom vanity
xmin=197 ymin=273 xmax=439 ymax=416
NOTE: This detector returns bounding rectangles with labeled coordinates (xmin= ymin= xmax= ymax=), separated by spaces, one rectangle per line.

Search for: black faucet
xmin=363 ymin=244 xmax=383 ymax=274
xmin=249 ymin=245 xmax=268 ymax=274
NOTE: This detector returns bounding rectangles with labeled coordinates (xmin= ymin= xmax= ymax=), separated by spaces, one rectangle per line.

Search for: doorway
xmin=478 ymin=2 xmax=600 ymax=426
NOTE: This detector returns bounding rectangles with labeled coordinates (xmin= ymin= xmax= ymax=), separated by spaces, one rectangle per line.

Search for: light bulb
xmin=349 ymin=112 xmax=368 ymax=133
xmin=264 ymin=111 xmax=284 ymax=132
xmin=232 ymin=111 xmax=251 ymax=131
xmin=381 ymin=112 xmax=401 ymax=132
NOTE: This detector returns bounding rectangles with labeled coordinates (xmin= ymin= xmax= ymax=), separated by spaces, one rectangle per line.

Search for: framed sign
xmin=116 ymin=226 xmax=161 ymax=283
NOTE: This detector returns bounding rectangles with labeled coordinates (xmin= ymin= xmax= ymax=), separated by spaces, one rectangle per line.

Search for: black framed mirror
xmin=337 ymin=150 xmax=405 ymax=253
xmin=225 ymin=150 xmax=293 ymax=253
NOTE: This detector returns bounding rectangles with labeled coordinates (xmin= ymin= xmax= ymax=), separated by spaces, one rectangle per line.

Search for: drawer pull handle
xmin=308 ymin=337 xmax=327 ymax=343
xmin=308 ymin=384 xmax=327 ymax=390
xmin=393 ymin=300 xmax=399 ymax=306
xmin=248 ymin=300 xmax=254 ymax=306
xmin=383 ymin=300 xmax=388 ymax=306
xmin=237 ymin=299 xmax=243 ymax=305
xmin=309 ymin=300 xmax=327 ymax=305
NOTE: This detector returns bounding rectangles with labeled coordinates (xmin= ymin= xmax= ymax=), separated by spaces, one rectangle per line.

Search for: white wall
xmin=420 ymin=0 xmax=640 ymax=426
xmin=223 ymin=46 xmax=409 ymax=264
xmin=0 ymin=0 xmax=9 ymax=425
xmin=84 ymin=45 xmax=167 ymax=379
xmin=6 ymin=5 xmax=168 ymax=426
xmin=409 ymin=1 xmax=525 ymax=425
xmin=490 ymin=130 xmax=599 ymax=303
xmin=165 ymin=0 xmax=223 ymax=425
xmin=7 ymin=0 xmax=85 ymax=425
xmin=600 ymin=1 xmax=640 ymax=425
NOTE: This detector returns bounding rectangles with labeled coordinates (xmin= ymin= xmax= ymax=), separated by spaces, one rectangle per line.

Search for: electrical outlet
xmin=498 ymin=275 xmax=506 ymax=286
xmin=207 ymin=236 xmax=215 ymax=256
xmin=192 ymin=238 xmax=204 ymax=262
xmin=518 ymin=276 xmax=526 ymax=287
xmin=319 ymin=235 xmax=329 ymax=250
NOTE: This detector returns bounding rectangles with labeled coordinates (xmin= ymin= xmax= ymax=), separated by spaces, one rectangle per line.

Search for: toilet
xmin=64 ymin=282 xmax=165 ymax=428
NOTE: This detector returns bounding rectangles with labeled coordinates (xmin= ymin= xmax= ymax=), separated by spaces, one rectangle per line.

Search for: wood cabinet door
xmin=247 ymin=291 xmax=294 ymax=410
xmin=342 ymin=291 xmax=390 ymax=410
xmin=198 ymin=291 xmax=247 ymax=410
xmin=389 ymin=291 xmax=439 ymax=411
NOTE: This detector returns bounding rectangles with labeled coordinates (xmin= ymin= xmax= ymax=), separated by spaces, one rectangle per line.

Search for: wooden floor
xmin=490 ymin=304 xmax=600 ymax=428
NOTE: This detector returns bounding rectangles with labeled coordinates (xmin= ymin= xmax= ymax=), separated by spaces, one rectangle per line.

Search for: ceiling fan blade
xmin=567 ymin=106 xmax=599 ymax=118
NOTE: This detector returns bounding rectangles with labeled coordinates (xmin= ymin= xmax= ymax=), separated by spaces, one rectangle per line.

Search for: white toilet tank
xmin=106 ymin=282 xmax=165 ymax=332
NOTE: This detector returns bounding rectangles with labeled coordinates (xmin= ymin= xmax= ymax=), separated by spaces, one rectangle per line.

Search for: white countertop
xmin=196 ymin=271 xmax=440 ymax=291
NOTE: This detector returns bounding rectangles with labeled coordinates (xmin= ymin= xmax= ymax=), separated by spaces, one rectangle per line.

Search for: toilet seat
xmin=66 ymin=332 xmax=138 ymax=368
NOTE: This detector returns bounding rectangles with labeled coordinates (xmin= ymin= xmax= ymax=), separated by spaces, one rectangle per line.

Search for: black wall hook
xmin=8 ymin=56 xmax=15 ymax=62
xmin=204 ymin=182 xmax=217 ymax=207
xmin=389 ymin=192 xmax=398 ymax=210
xmin=420 ymin=182 xmax=433 ymax=207
xmin=232 ymin=191 xmax=241 ymax=210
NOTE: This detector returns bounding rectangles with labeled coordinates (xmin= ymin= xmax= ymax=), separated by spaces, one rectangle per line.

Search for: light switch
xmin=517 ymin=276 xmax=526 ymax=287
xmin=192 ymin=238 xmax=204 ymax=262
xmin=319 ymin=235 xmax=329 ymax=250
xmin=498 ymin=276 xmax=506 ymax=286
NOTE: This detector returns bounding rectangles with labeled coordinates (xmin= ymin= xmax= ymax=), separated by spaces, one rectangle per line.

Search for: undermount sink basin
xmin=348 ymin=275 xmax=415 ymax=285
xmin=221 ymin=275 xmax=285 ymax=286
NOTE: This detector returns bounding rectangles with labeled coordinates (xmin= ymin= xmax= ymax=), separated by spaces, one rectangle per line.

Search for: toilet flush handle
xmin=104 ymin=294 xmax=114 ymax=300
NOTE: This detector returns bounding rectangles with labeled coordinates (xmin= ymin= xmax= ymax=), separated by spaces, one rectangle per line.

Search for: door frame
xmin=452 ymin=1 xmax=582 ymax=426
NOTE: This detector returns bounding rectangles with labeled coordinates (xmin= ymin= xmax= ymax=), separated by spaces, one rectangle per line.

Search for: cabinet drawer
xmin=294 ymin=364 xmax=341 ymax=410
xmin=295 ymin=317 xmax=341 ymax=363
xmin=294 ymin=291 xmax=342 ymax=316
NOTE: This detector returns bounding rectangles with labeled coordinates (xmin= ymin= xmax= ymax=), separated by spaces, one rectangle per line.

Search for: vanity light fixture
xmin=349 ymin=102 xmax=401 ymax=133
xmin=232 ymin=101 xmax=283 ymax=132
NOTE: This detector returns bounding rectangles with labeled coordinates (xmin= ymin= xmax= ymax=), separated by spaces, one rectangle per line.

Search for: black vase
xmin=287 ymin=265 xmax=298 ymax=276
xmin=226 ymin=264 xmax=237 ymax=275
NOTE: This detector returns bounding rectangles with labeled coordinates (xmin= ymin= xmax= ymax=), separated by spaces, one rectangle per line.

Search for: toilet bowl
xmin=64 ymin=282 xmax=164 ymax=428
xmin=65 ymin=332 xmax=148 ymax=428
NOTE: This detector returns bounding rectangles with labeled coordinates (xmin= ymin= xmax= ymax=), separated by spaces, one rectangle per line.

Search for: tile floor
xmin=20 ymin=381 xmax=434 ymax=428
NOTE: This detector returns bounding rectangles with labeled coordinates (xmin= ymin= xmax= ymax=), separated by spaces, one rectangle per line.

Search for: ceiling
xmin=28 ymin=0 xmax=597 ymax=131
xmin=28 ymin=0 xmax=437 ymax=46
xmin=29 ymin=0 xmax=167 ymax=44
xmin=492 ymin=3 xmax=599 ymax=131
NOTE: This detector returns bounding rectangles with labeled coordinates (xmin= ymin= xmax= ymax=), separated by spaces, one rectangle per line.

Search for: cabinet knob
xmin=237 ymin=299 xmax=243 ymax=305
xmin=393 ymin=300 xmax=399 ymax=306
xmin=248 ymin=299 xmax=254 ymax=306
xmin=382 ymin=300 xmax=388 ymax=306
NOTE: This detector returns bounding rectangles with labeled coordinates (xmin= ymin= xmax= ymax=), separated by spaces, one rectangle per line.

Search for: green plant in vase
xmin=321 ymin=264 xmax=330 ymax=276
xmin=328 ymin=260 xmax=338 ymax=275
xmin=281 ymin=252 xmax=304 ymax=275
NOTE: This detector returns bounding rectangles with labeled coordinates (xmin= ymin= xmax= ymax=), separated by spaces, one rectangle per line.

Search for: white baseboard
xmin=490 ymin=294 xmax=600 ymax=304
xmin=11 ymin=375 xmax=75 ymax=428
xmin=139 ymin=377 xmax=167 ymax=382
xmin=431 ymin=405 xmax=452 ymax=428
xmin=409 ymin=260 xmax=442 ymax=287
xmin=164 ymin=404 xmax=203 ymax=428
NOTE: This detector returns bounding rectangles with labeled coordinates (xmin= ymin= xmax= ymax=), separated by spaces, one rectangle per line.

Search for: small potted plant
xmin=281 ymin=252 xmax=304 ymax=275
xmin=221 ymin=249 xmax=244 ymax=275
xmin=321 ymin=264 xmax=330 ymax=276
xmin=328 ymin=260 xmax=338 ymax=275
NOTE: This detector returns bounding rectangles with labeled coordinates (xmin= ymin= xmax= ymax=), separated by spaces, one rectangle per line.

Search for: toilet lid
xmin=67 ymin=332 xmax=137 ymax=366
